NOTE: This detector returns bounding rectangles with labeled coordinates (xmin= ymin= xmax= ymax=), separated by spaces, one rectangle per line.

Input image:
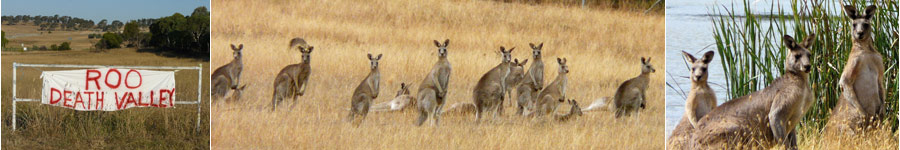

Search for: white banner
xmin=41 ymin=68 xmax=176 ymax=111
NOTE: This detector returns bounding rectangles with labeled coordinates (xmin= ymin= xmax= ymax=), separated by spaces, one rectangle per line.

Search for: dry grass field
xmin=211 ymin=0 xmax=663 ymax=149
xmin=1 ymin=28 xmax=210 ymax=148
xmin=2 ymin=24 xmax=99 ymax=50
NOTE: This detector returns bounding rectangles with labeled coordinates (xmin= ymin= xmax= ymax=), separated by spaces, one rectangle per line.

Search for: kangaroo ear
xmin=783 ymin=35 xmax=799 ymax=50
xmin=230 ymin=44 xmax=237 ymax=50
xmin=238 ymin=44 xmax=244 ymax=50
xmin=538 ymin=43 xmax=543 ymax=49
xmin=368 ymin=53 xmax=373 ymax=59
xmin=508 ymin=47 xmax=515 ymax=53
xmin=433 ymin=40 xmax=441 ymax=47
xmin=377 ymin=54 xmax=383 ymax=60
xmin=557 ymin=57 xmax=562 ymax=63
xmin=864 ymin=5 xmax=876 ymax=19
xmin=682 ymin=51 xmax=697 ymax=63
xmin=702 ymin=51 xmax=715 ymax=64
xmin=641 ymin=57 xmax=646 ymax=64
xmin=520 ymin=59 xmax=528 ymax=65
xmin=647 ymin=57 xmax=651 ymax=63
xmin=307 ymin=46 xmax=314 ymax=53
xmin=514 ymin=59 xmax=519 ymax=64
xmin=802 ymin=34 xmax=816 ymax=49
xmin=443 ymin=39 xmax=450 ymax=46
xmin=500 ymin=46 xmax=506 ymax=53
xmin=844 ymin=5 xmax=859 ymax=18
xmin=529 ymin=43 xmax=536 ymax=49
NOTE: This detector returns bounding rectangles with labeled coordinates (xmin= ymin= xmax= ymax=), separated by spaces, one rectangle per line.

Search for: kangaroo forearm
xmin=431 ymin=76 xmax=444 ymax=94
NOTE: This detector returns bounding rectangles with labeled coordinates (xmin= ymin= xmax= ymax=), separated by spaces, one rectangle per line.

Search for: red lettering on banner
xmin=115 ymin=92 xmax=127 ymax=110
xmin=136 ymin=92 xmax=149 ymax=107
xmin=160 ymin=88 xmax=174 ymax=108
xmin=74 ymin=92 xmax=85 ymax=109
xmin=95 ymin=92 xmax=104 ymax=110
xmin=125 ymin=92 xmax=137 ymax=108
xmin=50 ymin=88 xmax=62 ymax=104
xmin=63 ymin=91 xmax=74 ymax=108
xmin=105 ymin=69 xmax=122 ymax=89
xmin=125 ymin=69 xmax=142 ymax=89
xmin=86 ymin=69 xmax=102 ymax=90
xmin=148 ymin=91 xmax=159 ymax=107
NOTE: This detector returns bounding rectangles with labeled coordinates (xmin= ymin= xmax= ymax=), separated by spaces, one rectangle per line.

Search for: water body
xmin=664 ymin=0 xmax=796 ymax=137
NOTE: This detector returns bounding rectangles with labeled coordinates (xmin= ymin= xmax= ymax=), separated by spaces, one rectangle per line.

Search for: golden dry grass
xmin=1 ymin=48 xmax=210 ymax=149
xmin=211 ymin=0 xmax=664 ymax=149
xmin=2 ymin=24 xmax=99 ymax=50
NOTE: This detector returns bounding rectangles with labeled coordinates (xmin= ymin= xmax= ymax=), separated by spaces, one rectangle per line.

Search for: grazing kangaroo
xmin=271 ymin=45 xmax=314 ymax=111
xmin=211 ymin=44 xmax=244 ymax=100
xmin=690 ymin=34 xmax=815 ymax=149
xmin=347 ymin=53 xmax=382 ymax=125
xmin=517 ymin=43 xmax=545 ymax=115
xmin=554 ymin=99 xmax=583 ymax=122
xmin=505 ymin=59 xmax=528 ymax=107
xmin=667 ymin=51 xmax=717 ymax=149
xmin=612 ymin=57 xmax=656 ymax=118
xmin=825 ymin=5 xmax=886 ymax=136
xmin=473 ymin=47 xmax=515 ymax=122
xmin=370 ymin=83 xmax=415 ymax=112
xmin=415 ymin=39 xmax=452 ymax=126
xmin=527 ymin=58 xmax=569 ymax=118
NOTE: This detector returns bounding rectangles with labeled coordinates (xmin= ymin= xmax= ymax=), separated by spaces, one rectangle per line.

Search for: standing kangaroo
xmin=369 ymin=83 xmax=415 ymax=112
xmin=347 ymin=53 xmax=382 ymax=125
xmin=612 ymin=57 xmax=656 ymax=118
xmin=505 ymin=59 xmax=528 ymax=107
xmin=527 ymin=58 xmax=568 ymax=118
xmin=667 ymin=51 xmax=716 ymax=149
xmin=517 ymin=43 xmax=545 ymax=115
xmin=211 ymin=44 xmax=244 ymax=100
xmin=690 ymin=34 xmax=815 ymax=149
xmin=472 ymin=47 xmax=515 ymax=122
xmin=826 ymin=5 xmax=886 ymax=135
xmin=415 ymin=39 xmax=452 ymax=126
xmin=271 ymin=44 xmax=313 ymax=111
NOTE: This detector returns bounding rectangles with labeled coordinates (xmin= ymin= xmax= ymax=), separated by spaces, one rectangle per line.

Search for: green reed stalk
xmin=711 ymin=0 xmax=898 ymax=130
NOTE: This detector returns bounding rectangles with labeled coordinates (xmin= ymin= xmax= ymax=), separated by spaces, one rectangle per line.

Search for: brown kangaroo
xmin=554 ymin=99 xmax=583 ymax=122
xmin=667 ymin=51 xmax=716 ymax=150
xmin=347 ymin=53 xmax=382 ymax=125
xmin=212 ymin=44 xmax=244 ymax=100
xmin=690 ymin=34 xmax=816 ymax=149
xmin=517 ymin=43 xmax=545 ymax=115
xmin=612 ymin=57 xmax=655 ymax=118
xmin=473 ymin=47 xmax=515 ymax=122
xmin=415 ymin=39 xmax=452 ymax=126
xmin=527 ymin=58 xmax=568 ymax=118
xmin=272 ymin=46 xmax=313 ymax=111
xmin=369 ymin=83 xmax=415 ymax=112
xmin=825 ymin=5 xmax=886 ymax=136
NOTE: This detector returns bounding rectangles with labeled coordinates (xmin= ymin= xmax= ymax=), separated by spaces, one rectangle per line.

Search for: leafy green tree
xmin=59 ymin=42 xmax=71 ymax=50
xmin=123 ymin=21 xmax=141 ymax=46
xmin=2 ymin=31 xmax=8 ymax=48
xmin=96 ymin=32 xmax=122 ymax=49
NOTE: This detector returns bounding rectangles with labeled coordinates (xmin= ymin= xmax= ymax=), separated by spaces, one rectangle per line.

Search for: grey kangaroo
xmin=212 ymin=44 xmax=244 ymax=101
xmin=415 ymin=39 xmax=452 ymax=126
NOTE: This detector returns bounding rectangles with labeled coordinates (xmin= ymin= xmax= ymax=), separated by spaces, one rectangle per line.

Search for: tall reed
xmin=711 ymin=0 xmax=898 ymax=131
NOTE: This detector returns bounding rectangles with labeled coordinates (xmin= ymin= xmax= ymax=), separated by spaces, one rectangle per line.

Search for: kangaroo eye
xmin=701 ymin=67 xmax=707 ymax=72
xmin=863 ymin=23 xmax=870 ymax=28
xmin=795 ymin=55 xmax=801 ymax=59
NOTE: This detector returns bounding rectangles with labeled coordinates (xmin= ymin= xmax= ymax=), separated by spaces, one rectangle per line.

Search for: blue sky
xmin=2 ymin=0 xmax=210 ymax=22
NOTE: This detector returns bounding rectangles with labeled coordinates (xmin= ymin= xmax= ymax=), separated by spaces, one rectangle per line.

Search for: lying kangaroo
xmin=517 ymin=43 xmax=545 ymax=115
xmin=505 ymin=59 xmax=528 ymax=107
xmin=554 ymin=99 xmax=583 ymax=122
xmin=826 ymin=5 xmax=886 ymax=136
xmin=370 ymin=83 xmax=415 ymax=112
xmin=667 ymin=51 xmax=716 ymax=149
xmin=347 ymin=53 xmax=382 ymax=125
xmin=442 ymin=102 xmax=477 ymax=115
xmin=612 ymin=57 xmax=655 ymax=118
xmin=415 ymin=39 xmax=452 ymax=126
xmin=528 ymin=58 xmax=568 ymax=118
xmin=211 ymin=44 xmax=244 ymax=100
xmin=581 ymin=97 xmax=612 ymax=112
xmin=690 ymin=34 xmax=815 ymax=149
xmin=271 ymin=45 xmax=314 ymax=111
xmin=473 ymin=47 xmax=515 ymax=122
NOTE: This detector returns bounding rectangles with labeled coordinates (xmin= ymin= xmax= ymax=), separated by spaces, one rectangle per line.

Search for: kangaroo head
xmin=783 ymin=34 xmax=815 ymax=74
xmin=499 ymin=46 xmax=514 ymax=63
xmin=396 ymin=83 xmax=410 ymax=97
xmin=433 ymin=39 xmax=449 ymax=58
xmin=844 ymin=5 xmax=876 ymax=41
xmin=510 ymin=59 xmax=528 ymax=83
xmin=682 ymin=51 xmax=714 ymax=82
xmin=557 ymin=57 xmax=569 ymax=74
xmin=569 ymin=99 xmax=583 ymax=116
xmin=529 ymin=42 xmax=543 ymax=59
xmin=641 ymin=57 xmax=656 ymax=74
xmin=230 ymin=44 xmax=243 ymax=60
xmin=367 ymin=53 xmax=382 ymax=70
xmin=301 ymin=46 xmax=314 ymax=63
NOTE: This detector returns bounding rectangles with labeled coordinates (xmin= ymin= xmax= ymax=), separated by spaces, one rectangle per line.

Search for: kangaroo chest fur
xmin=355 ymin=69 xmax=380 ymax=98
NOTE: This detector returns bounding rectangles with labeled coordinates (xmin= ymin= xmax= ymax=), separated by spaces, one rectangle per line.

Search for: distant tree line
xmin=92 ymin=7 xmax=209 ymax=57
xmin=2 ymin=15 xmax=157 ymax=32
